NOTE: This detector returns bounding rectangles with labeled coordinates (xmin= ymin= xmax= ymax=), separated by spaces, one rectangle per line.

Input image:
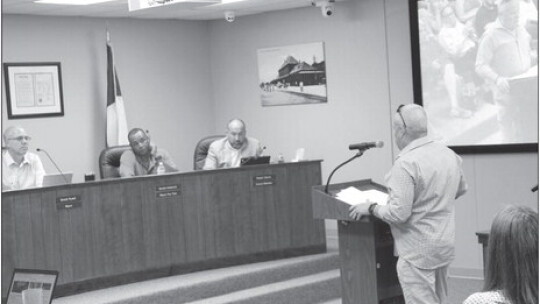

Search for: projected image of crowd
xmin=417 ymin=0 xmax=538 ymax=145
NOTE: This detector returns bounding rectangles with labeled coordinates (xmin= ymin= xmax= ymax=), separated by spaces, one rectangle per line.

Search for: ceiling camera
xmin=224 ymin=11 xmax=235 ymax=22
xmin=322 ymin=2 xmax=334 ymax=17
xmin=312 ymin=0 xmax=335 ymax=18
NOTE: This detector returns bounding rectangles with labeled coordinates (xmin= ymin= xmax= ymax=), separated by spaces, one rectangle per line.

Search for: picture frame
xmin=408 ymin=0 xmax=538 ymax=154
xmin=6 ymin=268 xmax=58 ymax=304
xmin=257 ymin=42 xmax=327 ymax=107
xmin=3 ymin=62 xmax=65 ymax=119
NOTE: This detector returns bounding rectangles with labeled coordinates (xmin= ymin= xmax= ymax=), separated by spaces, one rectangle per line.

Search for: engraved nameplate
xmin=56 ymin=195 xmax=82 ymax=210
xmin=156 ymin=184 xmax=180 ymax=199
xmin=253 ymin=175 xmax=276 ymax=187
xmin=156 ymin=191 xmax=180 ymax=198
xmin=156 ymin=184 xmax=179 ymax=192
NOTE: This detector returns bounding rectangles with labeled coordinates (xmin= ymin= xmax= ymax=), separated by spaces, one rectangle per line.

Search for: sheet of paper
xmin=335 ymin=186 xmax=388 ymax=206
xmin=510 ymin=65 xmax=538 ymax=80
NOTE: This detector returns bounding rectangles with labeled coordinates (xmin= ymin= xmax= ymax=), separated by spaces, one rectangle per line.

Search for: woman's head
xmin=484 ymin=205 xmax=538 ymax=304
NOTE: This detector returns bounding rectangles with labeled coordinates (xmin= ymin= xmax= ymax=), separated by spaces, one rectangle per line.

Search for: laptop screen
xmin=240 ymin=156 xmax=271 ymax=167
xmin=42 ymin=173 xmax=73 ymax=187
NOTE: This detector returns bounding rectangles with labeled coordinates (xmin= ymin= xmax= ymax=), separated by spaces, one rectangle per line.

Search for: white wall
xmin=208 ymin=0 xmax=394 ymax=186
xmin=2 ymin=15 xmax=215 ymax=182
xmin=208 ymin=0 xmax=539 ymax=277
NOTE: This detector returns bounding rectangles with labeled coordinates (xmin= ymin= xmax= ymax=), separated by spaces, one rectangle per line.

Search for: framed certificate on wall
xmin=4 ymin=62 xmax=65 ymax=119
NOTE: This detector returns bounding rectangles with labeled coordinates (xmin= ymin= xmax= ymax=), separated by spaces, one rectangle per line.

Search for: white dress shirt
xmin=2 ymin=151 xmax=45 ymax=191
xmin=203 ymin=137 xmax=263 ymax=169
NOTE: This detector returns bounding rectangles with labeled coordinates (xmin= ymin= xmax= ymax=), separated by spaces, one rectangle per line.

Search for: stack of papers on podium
xmin=336 ymin=186 xmax=389 ymax=206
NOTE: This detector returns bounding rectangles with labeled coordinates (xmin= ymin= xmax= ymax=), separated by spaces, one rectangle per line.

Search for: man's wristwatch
xmin=368 ymin=203 xmax=378 ymax=216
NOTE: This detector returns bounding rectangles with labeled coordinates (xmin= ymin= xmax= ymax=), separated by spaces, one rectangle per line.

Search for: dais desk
xmin=2 ymin=161 xmax=326 ymax=297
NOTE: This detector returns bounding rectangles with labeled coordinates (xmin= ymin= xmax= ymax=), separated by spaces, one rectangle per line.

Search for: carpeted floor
xmin=52 ymin=244 xmax=484 ymax=304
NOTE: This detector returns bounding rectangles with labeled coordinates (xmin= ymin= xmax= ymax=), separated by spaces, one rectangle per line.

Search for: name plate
xmin=156 ymin=185 xmax=179 ymax=192
xmin=253 ymin=175 xmax=276 ymax=187
xmin=156 ymin=184 xmax=180 ymax=199
xmin=56 ymin=195 xmax=82 ymax=210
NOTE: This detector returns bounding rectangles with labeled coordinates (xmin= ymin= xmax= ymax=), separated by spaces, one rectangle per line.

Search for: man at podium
xmin=349 ymin=104 xmax=468 ymax=304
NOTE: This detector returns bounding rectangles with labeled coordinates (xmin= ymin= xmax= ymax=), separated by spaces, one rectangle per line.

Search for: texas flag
xmin=106 ymin=31 xmax=129 ymax=147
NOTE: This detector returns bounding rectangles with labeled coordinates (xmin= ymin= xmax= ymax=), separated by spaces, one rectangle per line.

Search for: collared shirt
xmin=2 ymin=151 xmax=45 ymax=191
xmin=374 ymin=136 xmax=468 ymax=269
xmin=203 ymin=137 xmax=263 ymax=170
xmin=119 ymin=146 xmax=177 ymax=177
xmin=476 ymin=20 xmax=532 ymax=81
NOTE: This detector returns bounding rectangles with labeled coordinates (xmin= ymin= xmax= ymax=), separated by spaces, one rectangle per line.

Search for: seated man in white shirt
xmin=203 ymin=119 xmax=263 ymax=170
xmin=2 ymin=126 xmax=45 ymax=191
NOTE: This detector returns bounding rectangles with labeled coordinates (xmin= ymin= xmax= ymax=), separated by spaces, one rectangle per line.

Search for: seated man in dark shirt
xmin=119 ymin=128 xmax=177 ymax=177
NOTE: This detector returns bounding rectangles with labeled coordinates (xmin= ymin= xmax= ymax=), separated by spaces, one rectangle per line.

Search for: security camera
xmin=321 ymin=2 xmax=334 ymax=17
xmin=312 ymin=0 xmax=335 ymax=17
xmin=224 ymin=11 xmax=235 ymax=22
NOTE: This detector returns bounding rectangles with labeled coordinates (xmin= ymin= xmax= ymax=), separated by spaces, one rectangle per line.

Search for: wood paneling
xmin=1 ymin=161 xmax=325 ymax=297
xmin=338 ymin=221 xmax=378 ymax=304
xmin=121 ymin=181 xmax=146 ymax=273
xmin=315 ymin=180 xmax=403 ymax=304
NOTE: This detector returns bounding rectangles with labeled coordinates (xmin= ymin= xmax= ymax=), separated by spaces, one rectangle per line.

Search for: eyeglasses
xmin=7 ymin=136 xmax=32 ymax=142
xmin=397 ymin=104 xmax=407 ymax=129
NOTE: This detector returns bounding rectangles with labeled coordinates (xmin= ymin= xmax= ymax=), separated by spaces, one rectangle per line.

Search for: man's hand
xmin=348 ymin=202 xmax=371 ymax=221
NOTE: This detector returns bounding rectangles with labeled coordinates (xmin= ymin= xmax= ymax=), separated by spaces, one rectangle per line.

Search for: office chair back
xmin=99 ymin=145 xmax=131 ymax=179
xmin=193 ymin=135 xmax=223 ymax=170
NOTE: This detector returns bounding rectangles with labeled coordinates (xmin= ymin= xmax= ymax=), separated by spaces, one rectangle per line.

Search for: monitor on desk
xmin=240 ymin=156 xmax=271 ymax=167
xmin=42 ymin=173 xmax=73 ymax=187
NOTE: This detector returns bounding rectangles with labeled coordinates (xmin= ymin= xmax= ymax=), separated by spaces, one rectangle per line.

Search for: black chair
xmin=98 ymin=145 xmax=131 ymax=179
xmin=193 ymin=135 xmax=223 ymax=170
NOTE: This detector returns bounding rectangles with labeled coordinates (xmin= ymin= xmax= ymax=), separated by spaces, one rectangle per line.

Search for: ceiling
xmin=2 ymin=0 xmax=344 ymax=21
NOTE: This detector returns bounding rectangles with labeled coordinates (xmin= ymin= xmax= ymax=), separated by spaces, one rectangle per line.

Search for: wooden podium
xmin=312 ymin=179 xmax=404 ymax=304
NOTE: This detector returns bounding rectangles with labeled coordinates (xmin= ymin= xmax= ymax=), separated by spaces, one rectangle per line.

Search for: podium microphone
xmin=532 ymin=185 xmax=538 ymax=192
xmin=36 ymin=148 xmax=69 ymax=184
xmin=349 ymin=141 xmax=384 ymax=151
xmin=324 ymin=141 xmax=384 ymax=194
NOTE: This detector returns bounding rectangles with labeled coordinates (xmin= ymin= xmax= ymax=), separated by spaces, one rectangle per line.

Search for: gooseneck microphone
xmin=324 ymin=141 xmax=384 ymax=194
xmin=349 ymin=141 xmax=384 ymax=151
xmin=36 ymin=148 xmax=69 ymax=184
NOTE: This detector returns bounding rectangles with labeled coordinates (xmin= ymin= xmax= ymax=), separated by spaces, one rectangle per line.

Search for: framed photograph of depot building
xmin=257 ymin=42 xmax=327 ymax=106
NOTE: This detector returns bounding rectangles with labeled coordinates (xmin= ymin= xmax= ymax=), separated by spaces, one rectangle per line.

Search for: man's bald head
xmin=3 ymin=126 xmax=31 ymax=157
xmin=226 ymin=119 xmax=247 ymax=149
xmin=4 ymin=126 xmax=24 ymax=142
xmin=393 ymin=104 xmax=428 ymax=150
xmin=227 ymin=119 xmax=246 ymax=131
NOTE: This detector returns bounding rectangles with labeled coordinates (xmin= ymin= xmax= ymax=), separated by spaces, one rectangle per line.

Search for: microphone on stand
xmin=324 ymin=141 xmax=384 ymax=194
xmin=36 ymin=148 xmax=69 ymax=184
xmin=349 ymin=141 xmax=384 ymax=151
xmin=532 ymin=185 xmax=538 ymax=192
